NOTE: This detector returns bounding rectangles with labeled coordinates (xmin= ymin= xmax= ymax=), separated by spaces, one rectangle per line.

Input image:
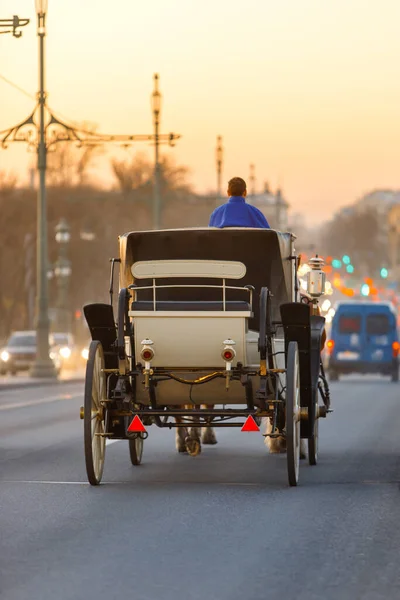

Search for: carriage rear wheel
xmin=286 ymin=341 xmax=301 ymax=486
xmin=84 ymin=341 xmax=107 ymax=485
xmin=129 ymin=435 xmax=144 ymax=465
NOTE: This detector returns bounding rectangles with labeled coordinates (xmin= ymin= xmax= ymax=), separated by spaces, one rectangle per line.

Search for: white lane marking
xmin=106 ymin=439 xmax=122 ymax=446
xmin=2 ymin=481 xmax=90 ymax=485
xmin=0 ymin=393 xmax=81 ymax=412
xmin=2 ymin=480 xmax=399 ymax=487
xmin=1 ymin=480 xmax=261 ymax=486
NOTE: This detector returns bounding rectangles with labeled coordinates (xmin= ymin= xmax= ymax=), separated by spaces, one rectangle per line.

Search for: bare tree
xmin=0 ymin=170 xmax=18 ymax=192
xmin=111 ymin=152 xmax=193 ymax=200
xmin=320 ymin=207 xmax=387 ymax=273
xmin=111 ymin=152 xmax=153 ymax=195
xmin=47 ymin=122 xmax=102 ymax=187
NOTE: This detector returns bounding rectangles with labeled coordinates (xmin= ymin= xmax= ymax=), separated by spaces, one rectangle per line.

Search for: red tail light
xmin=392 ymin=341 xmax=400 ymax=357
xmin=326 ymin=339 xmax=335 ymax=354
xmin=222 ymin=348 xmax=236 ymax=362
xmin=141 ymin=348 xmax=154 ymax=361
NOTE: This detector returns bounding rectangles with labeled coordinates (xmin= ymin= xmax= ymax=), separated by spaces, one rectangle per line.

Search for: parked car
xmin=0 ymin=330 xmax=62 ymax=376
xmin=327 ymin=301 xmax=399 ymax=381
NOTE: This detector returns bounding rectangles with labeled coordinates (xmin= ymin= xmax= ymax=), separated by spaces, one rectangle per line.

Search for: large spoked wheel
xmin=84 ymin=341 xmax=107 ymax=485
xmin=129 ymin=435 xmax=144 ymax=466
xmin=308 ymin=392 xmax=319 ymax=466
xmin=286 ymin=341 xmax=301 ymax=486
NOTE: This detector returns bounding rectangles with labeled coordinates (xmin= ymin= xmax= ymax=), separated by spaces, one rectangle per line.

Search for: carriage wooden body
xmin=82 ymin=228 xmax=331 ymax=486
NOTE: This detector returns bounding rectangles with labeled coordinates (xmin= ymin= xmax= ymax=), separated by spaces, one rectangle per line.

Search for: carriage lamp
xmin=141 ymin=339 xmax=154 ymax=388
xmin=306 ymin=256 xmax=326 ymax=298
xmin=222 ymin=339 xmax=236 ymax=390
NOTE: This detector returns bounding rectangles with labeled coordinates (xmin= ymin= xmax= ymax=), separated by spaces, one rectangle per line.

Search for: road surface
xmin=1 ymin=377 xmax=400 ymax=600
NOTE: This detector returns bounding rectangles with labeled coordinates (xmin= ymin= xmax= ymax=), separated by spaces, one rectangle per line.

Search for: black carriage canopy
xmin=119 ymin=228 xmax=295 ymax=330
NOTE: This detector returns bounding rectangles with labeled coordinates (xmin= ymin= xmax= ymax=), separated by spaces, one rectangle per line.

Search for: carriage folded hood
xmin=119 ymin=228 xmax=295 ymax=329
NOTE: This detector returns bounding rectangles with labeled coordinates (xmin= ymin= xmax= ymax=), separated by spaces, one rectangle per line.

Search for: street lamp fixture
xmin=55 ymin=218 xmax=71 ymax=244
xmin=151 ymin=73 xmax=162 ymax=116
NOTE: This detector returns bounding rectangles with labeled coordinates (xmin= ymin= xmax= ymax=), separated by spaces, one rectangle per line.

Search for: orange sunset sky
xmin=1 ymin=0 xmax=400 ymax=224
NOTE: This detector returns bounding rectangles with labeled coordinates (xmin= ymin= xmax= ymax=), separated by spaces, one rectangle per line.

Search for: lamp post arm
xmin=0 ymin=109 xmax=37 ymax=148
xmin=0 ymin=104 xmax=181 ymax=150
xmin=0 ymin=16 xmax=30 ymax=37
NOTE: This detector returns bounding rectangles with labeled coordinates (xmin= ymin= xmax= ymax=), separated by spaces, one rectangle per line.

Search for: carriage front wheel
xmin=129 ymin=435 xmax=144 ymax=465
xmin=84 ymin=340 xmax=107 ymax=485
xmin=286 ymin=341 xmax=301 ymax=486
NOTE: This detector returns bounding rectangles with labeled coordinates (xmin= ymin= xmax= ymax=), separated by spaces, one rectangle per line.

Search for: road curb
xmin=0 ymin=378 xmax=85 ymax=392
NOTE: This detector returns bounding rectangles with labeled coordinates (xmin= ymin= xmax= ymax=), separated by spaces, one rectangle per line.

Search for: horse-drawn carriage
xmin=81 ymin=227 xmax=331 ymax=486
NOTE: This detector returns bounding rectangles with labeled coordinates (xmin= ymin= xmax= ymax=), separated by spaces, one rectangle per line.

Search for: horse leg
xmin=201 ymin=404 xmax=217 ymax=444
xmin=300 ymin=439 xmax=307 ymax=459
xmin=175 ymin=415 xmax=188 ymax=453
xmin=263 ymin=417 xmax=307 ymax=458
xmin=263 ymin=417 xmax=286 ymax=453
xmin=186 ymin=405 xmax=201 ymax=455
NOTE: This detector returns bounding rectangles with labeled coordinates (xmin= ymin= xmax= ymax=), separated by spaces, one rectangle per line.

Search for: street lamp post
xmin=249 ymin=164 xmax=256 ymax=199
xmin=151 ymin=74 xmax=162 ymax=230
xmin=54 ymin=219 xmax=72 ymax=334
xmin=149 ymin=74 xmax=180 ymax=229
xmin=216 ymin=136 xmax=223 ymax=206
xmin=31 ymin=0 xmax=57 ymax=376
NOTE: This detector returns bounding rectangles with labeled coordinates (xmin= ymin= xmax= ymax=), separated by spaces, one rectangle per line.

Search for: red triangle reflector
xmin=241 ymin=415 xmax=260 ymax=432
xmin=128 ymin=415 xmax=146 ymax=433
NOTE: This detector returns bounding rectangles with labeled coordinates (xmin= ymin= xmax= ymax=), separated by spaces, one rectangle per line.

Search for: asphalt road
xmin=1 ymin=377 xmax=400 ymax=600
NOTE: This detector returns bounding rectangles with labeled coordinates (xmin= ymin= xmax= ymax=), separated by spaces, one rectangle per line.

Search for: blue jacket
xmin=209 ymin=196 xmax=270 ymax=229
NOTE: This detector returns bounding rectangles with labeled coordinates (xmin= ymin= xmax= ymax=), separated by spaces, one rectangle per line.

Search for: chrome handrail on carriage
xmin=128 ymin=282 xmax=254 ymax=312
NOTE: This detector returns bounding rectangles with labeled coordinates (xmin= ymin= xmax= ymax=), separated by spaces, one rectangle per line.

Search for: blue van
xmin=327 ymin=301 xmax=399 ymax=381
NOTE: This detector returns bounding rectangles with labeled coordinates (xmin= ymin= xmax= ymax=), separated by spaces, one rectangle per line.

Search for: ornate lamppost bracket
xmin=0 ymin=16 xmax=30 ymax=37
xmin=0 ymin=103 xmax=181 ymax=151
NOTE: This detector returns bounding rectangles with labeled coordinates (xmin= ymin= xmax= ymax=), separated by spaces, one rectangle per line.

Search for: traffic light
xmin=380 ymin=268 xmax=388 ymax=279
xmin=332 ymin=259 xmax=342 ymax=269
xmin=361 ymin=284 xmax=370 ymax=297
xmin=346 ymin=264 xmax=354 ymax=274
xmin=342 ymin=255 xmax=351 ymax=265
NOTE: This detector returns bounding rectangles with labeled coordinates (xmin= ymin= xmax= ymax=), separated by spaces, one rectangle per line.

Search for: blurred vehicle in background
xmin=0 ymin=330 xmax=62 ymax=376
xmin=326 ymin=301 xmax=399 ymax=382
xmin=51 ymin=332 xmax=89 ymax=370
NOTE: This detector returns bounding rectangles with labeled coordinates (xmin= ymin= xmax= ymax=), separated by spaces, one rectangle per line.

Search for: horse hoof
xmin=185 ymin=436 xmax=201 ymax=456
xmin=176 ymin=439 xmax=187 ymax=453
xmin=201 ymin=430 xmax=218 ymax=445
xmin=268 ymin=436 xmax=286 ymax=454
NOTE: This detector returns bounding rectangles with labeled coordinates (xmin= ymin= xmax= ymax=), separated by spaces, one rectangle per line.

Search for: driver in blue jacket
xmin=209 ymin=177 xmax=270 ymax=229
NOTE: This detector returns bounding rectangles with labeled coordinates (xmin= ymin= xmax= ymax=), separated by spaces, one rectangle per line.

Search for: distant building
xmin=355 ymin=189 xmax=400 ymax=216
xmin=247 ymin=184 xmax=289 ymax=231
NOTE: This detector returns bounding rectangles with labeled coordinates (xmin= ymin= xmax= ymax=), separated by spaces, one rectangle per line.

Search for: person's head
xmin=227 ymin=177 xmax=247 ymax=197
